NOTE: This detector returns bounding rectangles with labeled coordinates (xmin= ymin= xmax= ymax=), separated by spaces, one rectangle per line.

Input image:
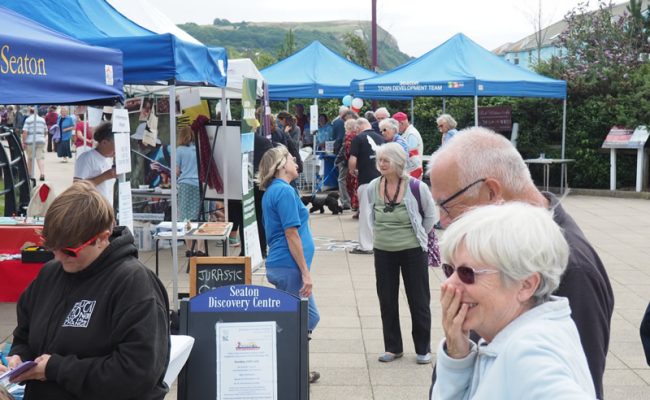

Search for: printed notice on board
xmin=118 ymin=181 xmax=133 ymax=234
xmin=113 ymin=132 xmax=131 ymax=174
xmin=216 ymin=321 xmax=277 ymax=399
xmin=112 ymin=109 xmax=130 ymax=133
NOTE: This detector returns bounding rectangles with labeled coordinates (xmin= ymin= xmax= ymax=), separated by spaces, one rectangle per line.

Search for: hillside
xmin=179 ymin=19 xmax=412 ymax=71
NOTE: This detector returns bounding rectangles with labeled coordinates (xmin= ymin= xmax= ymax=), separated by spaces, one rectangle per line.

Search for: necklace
xmin=383 ymin=177 xmax=401 ymax=213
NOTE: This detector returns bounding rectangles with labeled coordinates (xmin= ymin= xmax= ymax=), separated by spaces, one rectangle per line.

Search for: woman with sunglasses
xmin=432 ymin=202 xmax=595 ymax=399
xmin=257 ymin=145 xmax=320 ymax=383
xmin=1 ymin=181 xmax=170 ymax=400
xmin=367 ymin=142 xmax=437 ymax=364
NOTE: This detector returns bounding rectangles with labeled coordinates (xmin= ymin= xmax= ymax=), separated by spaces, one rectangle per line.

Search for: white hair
xmin=375 ymin=107 xmax=390 ymax=118
xmin=429 ymin=127 xmax=533 ymax=196
xmin=339 ymin=106 xmax=349 ymax=116
xmin=437 ymin=114 xmax=457 ymax=129
xmin=375 ymin=142 xmax=408 ymax=179
xmin=378 ymin=118 xmax=399 ymax=133
xmin=440 ymin=202 xmax=569 ymax=305
xmin=355 ymin=117 xmax=371 ymax=131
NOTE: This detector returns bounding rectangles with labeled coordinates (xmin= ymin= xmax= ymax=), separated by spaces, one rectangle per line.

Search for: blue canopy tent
xmin=352 ymin=33 xmax=568 ymax=159
xmin=0 ymin=6 xmax=123 ymax=104
xmin=261 ymin=41 xmax=376 ymax=100
xmin=0 ymin=0 xmax=226 ymax=86
xmin=0 ymin=0 xmax=229 ymax=309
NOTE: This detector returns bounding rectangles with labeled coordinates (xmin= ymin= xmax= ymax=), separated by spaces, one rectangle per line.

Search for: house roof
xmin=493 ymin=0 xmax=649 ymax=55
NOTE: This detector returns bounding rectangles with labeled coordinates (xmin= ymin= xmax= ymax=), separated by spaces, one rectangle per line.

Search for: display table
xmin=153 ymin=222 xmax=233 ymax=276
xmin=0 ymin=224 xmax=46 ymax=302
xmin=524 ymin=158 xmax=575 ymax=194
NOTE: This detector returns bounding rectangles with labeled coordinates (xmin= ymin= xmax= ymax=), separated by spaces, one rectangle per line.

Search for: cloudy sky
xmin=154 ymin=0 xmax=604 ymax=56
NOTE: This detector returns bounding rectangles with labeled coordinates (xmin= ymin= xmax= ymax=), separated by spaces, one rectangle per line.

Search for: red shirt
xmin=44 ymin=111 xmax=58 ymax=129
xmin=74 ymin=121 xmax=93 ymax=147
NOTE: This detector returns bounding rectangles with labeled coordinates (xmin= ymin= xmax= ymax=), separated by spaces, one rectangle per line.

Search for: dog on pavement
xmin=301 ymin=192 xmax=343 ymax=214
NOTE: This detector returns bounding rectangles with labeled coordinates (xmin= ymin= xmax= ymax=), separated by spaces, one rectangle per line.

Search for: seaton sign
xmin=1 ymin=45 xmax=47 ymax=76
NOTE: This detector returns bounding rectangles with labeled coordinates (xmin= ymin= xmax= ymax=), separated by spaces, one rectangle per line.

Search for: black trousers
xmin=253 ymin=183 xmax=267 ymax=258
xmin=374 ymin=247 xmax=431 ymax=355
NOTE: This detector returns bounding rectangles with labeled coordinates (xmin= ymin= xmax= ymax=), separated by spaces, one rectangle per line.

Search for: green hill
xmin=179 ymin=19 xmax=412 ymax=71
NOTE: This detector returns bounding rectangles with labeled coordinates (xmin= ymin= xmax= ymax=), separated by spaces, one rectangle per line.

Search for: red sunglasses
xmin=59 ymin=234 xmax=100 ymax=257
xmin=442 ymin=263 xmax=499 ymax=284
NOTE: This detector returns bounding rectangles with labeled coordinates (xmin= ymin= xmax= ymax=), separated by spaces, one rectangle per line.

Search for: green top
xmin=373 ymin=183 xmax=420 ymax=252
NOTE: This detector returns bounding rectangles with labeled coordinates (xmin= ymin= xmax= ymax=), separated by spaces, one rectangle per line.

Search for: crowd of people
xmin=1 ymin=99 xmax=639 ymax=400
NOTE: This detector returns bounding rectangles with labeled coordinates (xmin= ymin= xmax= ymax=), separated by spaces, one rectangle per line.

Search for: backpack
xmin=49 ymin=124 xmax=61 ymax=143
xmin=408 ymin=178 xmax=441 ymax=267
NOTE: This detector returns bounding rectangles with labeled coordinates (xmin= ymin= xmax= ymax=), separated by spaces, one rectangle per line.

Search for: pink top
xmin=74 ymin=121 xmax=93 ymax=147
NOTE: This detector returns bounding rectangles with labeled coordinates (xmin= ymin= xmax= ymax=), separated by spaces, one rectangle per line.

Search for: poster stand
xmin=179 ymin=285 xmax=309 ymax=400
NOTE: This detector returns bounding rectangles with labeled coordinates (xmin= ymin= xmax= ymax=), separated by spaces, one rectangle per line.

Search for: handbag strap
xmin=409 ymin=177 xmax=424 ymax=218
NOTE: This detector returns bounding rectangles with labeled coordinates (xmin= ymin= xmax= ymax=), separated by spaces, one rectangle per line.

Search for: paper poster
xmin=142 ymin=113 xmax=158 ymax=147
xmin=87 ymin=107 xmax=103 ymax=128
xmin=179 ymin=88 xmax=202 ymax=110
xmin=114 ymin=132 xmax=132 ymax=174
xmin=310 ymin=104 xmax=318 ymax=133
xmin=112 ymin=109 xmax=130 ymax=133
xmin=118 ymin=181 xmax=133 ymax=234
xmin=216 ymin=321 xmax=277 ymax=400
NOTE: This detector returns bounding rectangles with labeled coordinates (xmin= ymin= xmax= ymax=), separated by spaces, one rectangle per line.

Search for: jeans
xmin=266 ymin=267 xmax=320 ymax=331
xmin=337 ymin=162 xmax=351 ymax=208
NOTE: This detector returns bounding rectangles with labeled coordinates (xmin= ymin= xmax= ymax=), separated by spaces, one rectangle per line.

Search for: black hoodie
xmin=10 ymin=227 xmax=170 ymax=400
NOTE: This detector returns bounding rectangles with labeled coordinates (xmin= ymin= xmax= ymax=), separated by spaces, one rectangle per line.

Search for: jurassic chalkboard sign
xmin=189 ymin=257 xmax=252 ymax=296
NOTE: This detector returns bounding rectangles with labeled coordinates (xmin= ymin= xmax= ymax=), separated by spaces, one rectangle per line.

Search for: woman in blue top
xmin=56 ymin=107 xmax=75 ymax=162
xmin=257 ymin=145 xmax=320 ymax=382
xmin=176 ymin=126 xmax=204 ymax=256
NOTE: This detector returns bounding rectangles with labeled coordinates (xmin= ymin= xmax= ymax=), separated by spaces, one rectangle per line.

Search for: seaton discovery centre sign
xmin=1 ymin=45 xmax=47 ymax=76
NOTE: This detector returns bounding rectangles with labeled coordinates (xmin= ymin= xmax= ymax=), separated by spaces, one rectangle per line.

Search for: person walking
xmin=21 ymin=107 xmax=47 ymax=181
xmin=56 ymin=107 xmax=74 ymax=162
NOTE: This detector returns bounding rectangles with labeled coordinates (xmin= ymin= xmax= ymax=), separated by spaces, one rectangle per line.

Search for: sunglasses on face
xmin=442 ymin=263 xmax=500 ymax=284
xmin=437 ymin=178 xmax=486 ymax=217
xmin=59 ymin=234 xmax=100 ymax=257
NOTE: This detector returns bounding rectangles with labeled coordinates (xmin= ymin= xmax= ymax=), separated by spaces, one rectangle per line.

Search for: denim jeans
xmin=266 ymin=267 xmax=320 ymax=331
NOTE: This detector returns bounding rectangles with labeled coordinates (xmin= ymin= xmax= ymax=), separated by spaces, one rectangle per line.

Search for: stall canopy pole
xmin=561 ymin=98 xmax=567 ymax=190
xmin=313 ymin=97 xmax=317 ymax=190
xmin=30 ymin=104 xmax=37 ymax=181
xmin=222 ymin=88 xmax=229 ymax=223
xmin=442 ymin=98 xmax=446 ymax=114
xmin=474 ymin=96 xmax=479 ymax=126
xmin=169 ymin=84 xmax=180 ymax=311
xmin=410 ymin=99 xmax=414 ymax=125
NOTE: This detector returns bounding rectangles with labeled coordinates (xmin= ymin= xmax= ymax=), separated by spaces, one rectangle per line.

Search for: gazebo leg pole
xmin=474 ymin=96 xmax=478 ymax=126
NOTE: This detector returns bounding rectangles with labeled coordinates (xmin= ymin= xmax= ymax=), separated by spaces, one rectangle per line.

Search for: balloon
xmin=352 ymin=97 xmax=363 ymax=109
xmin=342 ymin=95 xmax=352 ymax=107
xmin=351 ymin=107 xmax=360 ymax=113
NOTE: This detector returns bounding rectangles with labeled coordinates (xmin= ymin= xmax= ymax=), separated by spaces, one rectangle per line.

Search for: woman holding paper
xmin=176 ymin=126 xmax=205 ymax=256
xmin=1 ymin=181 xmax=170 ymax=400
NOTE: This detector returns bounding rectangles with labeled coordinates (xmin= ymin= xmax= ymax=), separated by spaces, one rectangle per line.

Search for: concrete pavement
xmin=0 ymin=150 xmax=649 ymax=399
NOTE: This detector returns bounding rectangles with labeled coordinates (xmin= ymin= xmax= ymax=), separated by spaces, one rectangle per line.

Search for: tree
xmin=343 ymin=31 xmax=371 ymax=69
xmin=627 ymin=0 xmax=650 ymax=50
xmin=277 ymin=29 xmax=297 ymax=60
xmin=522 ymin=0 xmax=556 ymax=65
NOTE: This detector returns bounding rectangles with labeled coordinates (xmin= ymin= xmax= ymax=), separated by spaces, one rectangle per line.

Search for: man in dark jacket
xmin=428 ymin=127 xmax=614 ymax=399
xmin=3 ymin=181 xmax=170 ymax=400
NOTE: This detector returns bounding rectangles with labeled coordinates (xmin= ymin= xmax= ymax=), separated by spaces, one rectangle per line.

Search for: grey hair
xmin=437 ymin=114 xmax=457 ymax=129
xmin=339 ymin=106 xmax=349 ymax=116
xmin=355 ymin=117 xmax=371 ymax=131
xmin=256 ymin=145 xmax=290 ymax=191
xmin=375 ymin=142 xmax=408 ymax=179
xmin=440 ymin=202 xmax=569 ymax=306
xmin=378 ymin=118 xmax=399 ymax=134
xmin=429 ymin=127 xmax=533 ymax=196
xmin=344 ymin=118 xmax=357 ymax=132
xmin=375 ymin=107 xmax=390 ymax=118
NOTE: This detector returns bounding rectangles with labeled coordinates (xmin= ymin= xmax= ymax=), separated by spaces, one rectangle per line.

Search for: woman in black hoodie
xmin=1 ymin=181 xmax=170 ymax=400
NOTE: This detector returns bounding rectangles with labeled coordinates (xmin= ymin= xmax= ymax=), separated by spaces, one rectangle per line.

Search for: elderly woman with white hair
xmin=432 ymin=202 xmax=596 ymax=399
xmin=367 ymin=142 xmax=437 ymax=364
xmin=379 ymin=118 xmax=422 ymax=178
xmin=436 ymin=114 xmax=458 ymax=144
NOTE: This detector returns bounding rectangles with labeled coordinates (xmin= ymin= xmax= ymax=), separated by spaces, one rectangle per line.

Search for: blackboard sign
xmin=478 ymin=106 xmax=512 ymax=132
xmin=189 ymin=256 xmax=251 ymax=296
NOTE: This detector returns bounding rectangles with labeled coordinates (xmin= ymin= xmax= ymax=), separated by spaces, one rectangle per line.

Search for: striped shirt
xmin=22 ymin=115 xmax=47 ymax=144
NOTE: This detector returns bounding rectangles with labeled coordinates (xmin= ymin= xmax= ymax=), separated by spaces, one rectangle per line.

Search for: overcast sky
xmin=154 ymin=0 xmax=605 ymax=56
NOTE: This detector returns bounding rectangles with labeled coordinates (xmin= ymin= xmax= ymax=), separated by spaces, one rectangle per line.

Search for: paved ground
xmin=1 ymin=151 xmax=649 ymax=399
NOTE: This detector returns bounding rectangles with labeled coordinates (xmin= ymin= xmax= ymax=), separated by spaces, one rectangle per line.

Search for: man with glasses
xmin=371 ymin=107 xmax=390 ymax=134
xmin=428 ymin=127 xmax=613 ymax=399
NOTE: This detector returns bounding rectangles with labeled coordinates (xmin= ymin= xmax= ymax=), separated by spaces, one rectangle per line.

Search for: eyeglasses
xmin=437 ymin=178 xmax=486 ymax=217
xmin=381 ymin=128 xmax=388 ymax=132
xmin=442 ymin=263 xmax=499 ymax=284
xmin=58 ymin=234 xmax=100 ymax=258
xmin=437 ymin=125 xmax=444 ymax=128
